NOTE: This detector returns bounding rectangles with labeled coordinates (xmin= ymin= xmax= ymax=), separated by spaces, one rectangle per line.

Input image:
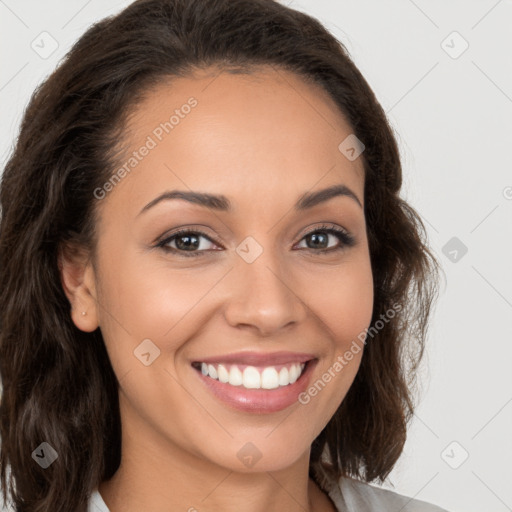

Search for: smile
xmin=191 ymin=358 xmax=317 ymax=413
xmin=192 ymin=361 xmax=307 ymax=389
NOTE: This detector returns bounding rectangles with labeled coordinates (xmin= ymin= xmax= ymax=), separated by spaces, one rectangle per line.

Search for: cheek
xmin=300 ymin=255 xmax=373 ymax=406
xmin=306 ymin=254 xmax=374 ymax=346
xmin=329 ymin=280 xmax=374 ymax=349
xmin=95 ymin=247 xmax=238 ymax=386
xmin=99 ymin=248 xmax=219 ymax=334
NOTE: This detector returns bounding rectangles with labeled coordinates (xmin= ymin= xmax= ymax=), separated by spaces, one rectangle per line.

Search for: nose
xmin=222 ymin=249 xmax=308 ymax=337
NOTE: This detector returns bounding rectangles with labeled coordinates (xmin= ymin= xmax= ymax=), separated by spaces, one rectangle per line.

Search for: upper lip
xmin=192 ymin=351 xmax=316 ymax=366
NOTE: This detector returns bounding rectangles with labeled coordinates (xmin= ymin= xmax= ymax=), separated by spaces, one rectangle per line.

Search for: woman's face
xmin=76 ymin=66 xmax=373 ymax=473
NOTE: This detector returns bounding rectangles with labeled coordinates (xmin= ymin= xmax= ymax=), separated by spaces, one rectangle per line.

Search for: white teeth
xmin=243 ymin=366 xmax=261 ymax=389
xmin=278 ymin=367 xmax=289 ymax=386
xmin=261 ymin=367 xmax=279 ymax=389
xmin=217 ymin=364 xmax=229 ymax=383
xmin=207 ymin=364 xmax=218 ymax=379
xmin=229 ymin=365 xmax=243 ymax=386
xmin=289 ymin=364 xmax=299 ymax=384
xmin=197 ymin=362 xmax=307 ymax=389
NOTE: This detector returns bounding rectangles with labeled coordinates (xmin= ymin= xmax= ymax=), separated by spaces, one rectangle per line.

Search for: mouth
xmin=191 ymin=358 xmax=318 ymax=413
xmin=191 ymin=360 xmax=310 ymax=389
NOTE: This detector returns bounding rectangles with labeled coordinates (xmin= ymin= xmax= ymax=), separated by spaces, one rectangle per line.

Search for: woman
xmin=0 ymin=0 xmax=447 ymax=510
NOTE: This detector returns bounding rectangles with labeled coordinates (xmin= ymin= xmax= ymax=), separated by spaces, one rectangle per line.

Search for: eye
xmin=295 ymin=223 xmax=355 ymax=253
xmin=156 ymin=228 xmax=221 ymax=257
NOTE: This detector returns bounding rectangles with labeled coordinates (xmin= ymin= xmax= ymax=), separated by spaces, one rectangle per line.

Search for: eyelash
xmin=155 ymin=223 xmax=356 ymax=258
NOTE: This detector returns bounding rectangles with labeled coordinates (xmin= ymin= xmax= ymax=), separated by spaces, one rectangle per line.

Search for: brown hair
xmin=0 ymin=0 xmax=441 ymax=509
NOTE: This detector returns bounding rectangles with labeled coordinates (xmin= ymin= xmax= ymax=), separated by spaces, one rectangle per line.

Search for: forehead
xmin=105 ymin=66 xmax=365 ymax=216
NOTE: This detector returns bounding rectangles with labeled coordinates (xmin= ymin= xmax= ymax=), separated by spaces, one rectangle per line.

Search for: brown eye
xmin=157 ymin=229 xmax=219 ymax=257
xmin=295 ymin=224 xmax=355 ymax=253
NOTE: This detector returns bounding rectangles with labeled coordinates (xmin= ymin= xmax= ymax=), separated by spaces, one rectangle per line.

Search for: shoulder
xmin=88 ymin=489 xmax=110 ymax=512
xmin=334 ymin=476 xmax=450 ymax=512
xmin=311 ymin=461 xmax=450 ymax=512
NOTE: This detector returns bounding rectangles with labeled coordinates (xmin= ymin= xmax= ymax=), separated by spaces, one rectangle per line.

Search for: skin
xmin=60 ymin=66 xmax=374 ymax=512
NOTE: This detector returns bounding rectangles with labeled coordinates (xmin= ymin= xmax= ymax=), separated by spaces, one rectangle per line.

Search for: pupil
xmin=177 ymin=234 xmax=199 ymax=250
xmin=309 ymin=232 xmax=327 ymax=249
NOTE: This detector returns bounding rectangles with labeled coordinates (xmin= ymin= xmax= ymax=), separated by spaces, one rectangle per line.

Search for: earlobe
xmin=70 ymin=302 xmax=98 ymax=332
xmin=58 ymin=243 xmax=99 ymax=332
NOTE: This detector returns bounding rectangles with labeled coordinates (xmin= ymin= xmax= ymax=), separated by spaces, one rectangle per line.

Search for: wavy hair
xmin=0 ymin=0 xmax=441 ymax=509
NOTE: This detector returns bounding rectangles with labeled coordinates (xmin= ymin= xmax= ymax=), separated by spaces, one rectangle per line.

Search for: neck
xmin=98 ymin=392 xmax=337 ymax=512
xmin=98 ymin=448 xmax=335 ymax=512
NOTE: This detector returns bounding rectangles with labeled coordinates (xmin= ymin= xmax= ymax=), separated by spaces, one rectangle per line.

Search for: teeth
xmin=243 ymin=366 xmax=261 ymax=389
xmin=197 ymin=362 xmax=307 ymax=389
xmin=261 ymin=367 xmax=279 ymax=389
xmin=289 ymin=364 xmax=299 ymax=384
xmin=207 ymin=364 xmax=217 ymax=380
xmin=217 ymin=364 xmax=229 ymax=383
xmin=278 ymin=367 xmax=289 ymax=386
xmin=229 ymin=365 xmax=243 ymax=386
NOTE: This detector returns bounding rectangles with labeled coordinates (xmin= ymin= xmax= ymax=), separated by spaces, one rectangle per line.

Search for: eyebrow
xmin=138 ymin=183 xmax=362 ymax=216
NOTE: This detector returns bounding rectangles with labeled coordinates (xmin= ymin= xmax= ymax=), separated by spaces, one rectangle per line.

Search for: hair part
xmin=0 ymin=0 xmax=441 ymax=509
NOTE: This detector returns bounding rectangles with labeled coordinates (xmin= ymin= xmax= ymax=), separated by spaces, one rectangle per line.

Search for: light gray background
xmin=1 ymin=1 xmax=511 ymax=512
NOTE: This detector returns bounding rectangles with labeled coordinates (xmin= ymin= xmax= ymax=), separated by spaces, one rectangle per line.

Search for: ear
xmin=58 ymin=242 xmax=99 ymax=332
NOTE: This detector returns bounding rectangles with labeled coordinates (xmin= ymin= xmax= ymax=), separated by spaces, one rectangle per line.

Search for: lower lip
xmin=193 ymin=360 xmax=318 ymax=414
